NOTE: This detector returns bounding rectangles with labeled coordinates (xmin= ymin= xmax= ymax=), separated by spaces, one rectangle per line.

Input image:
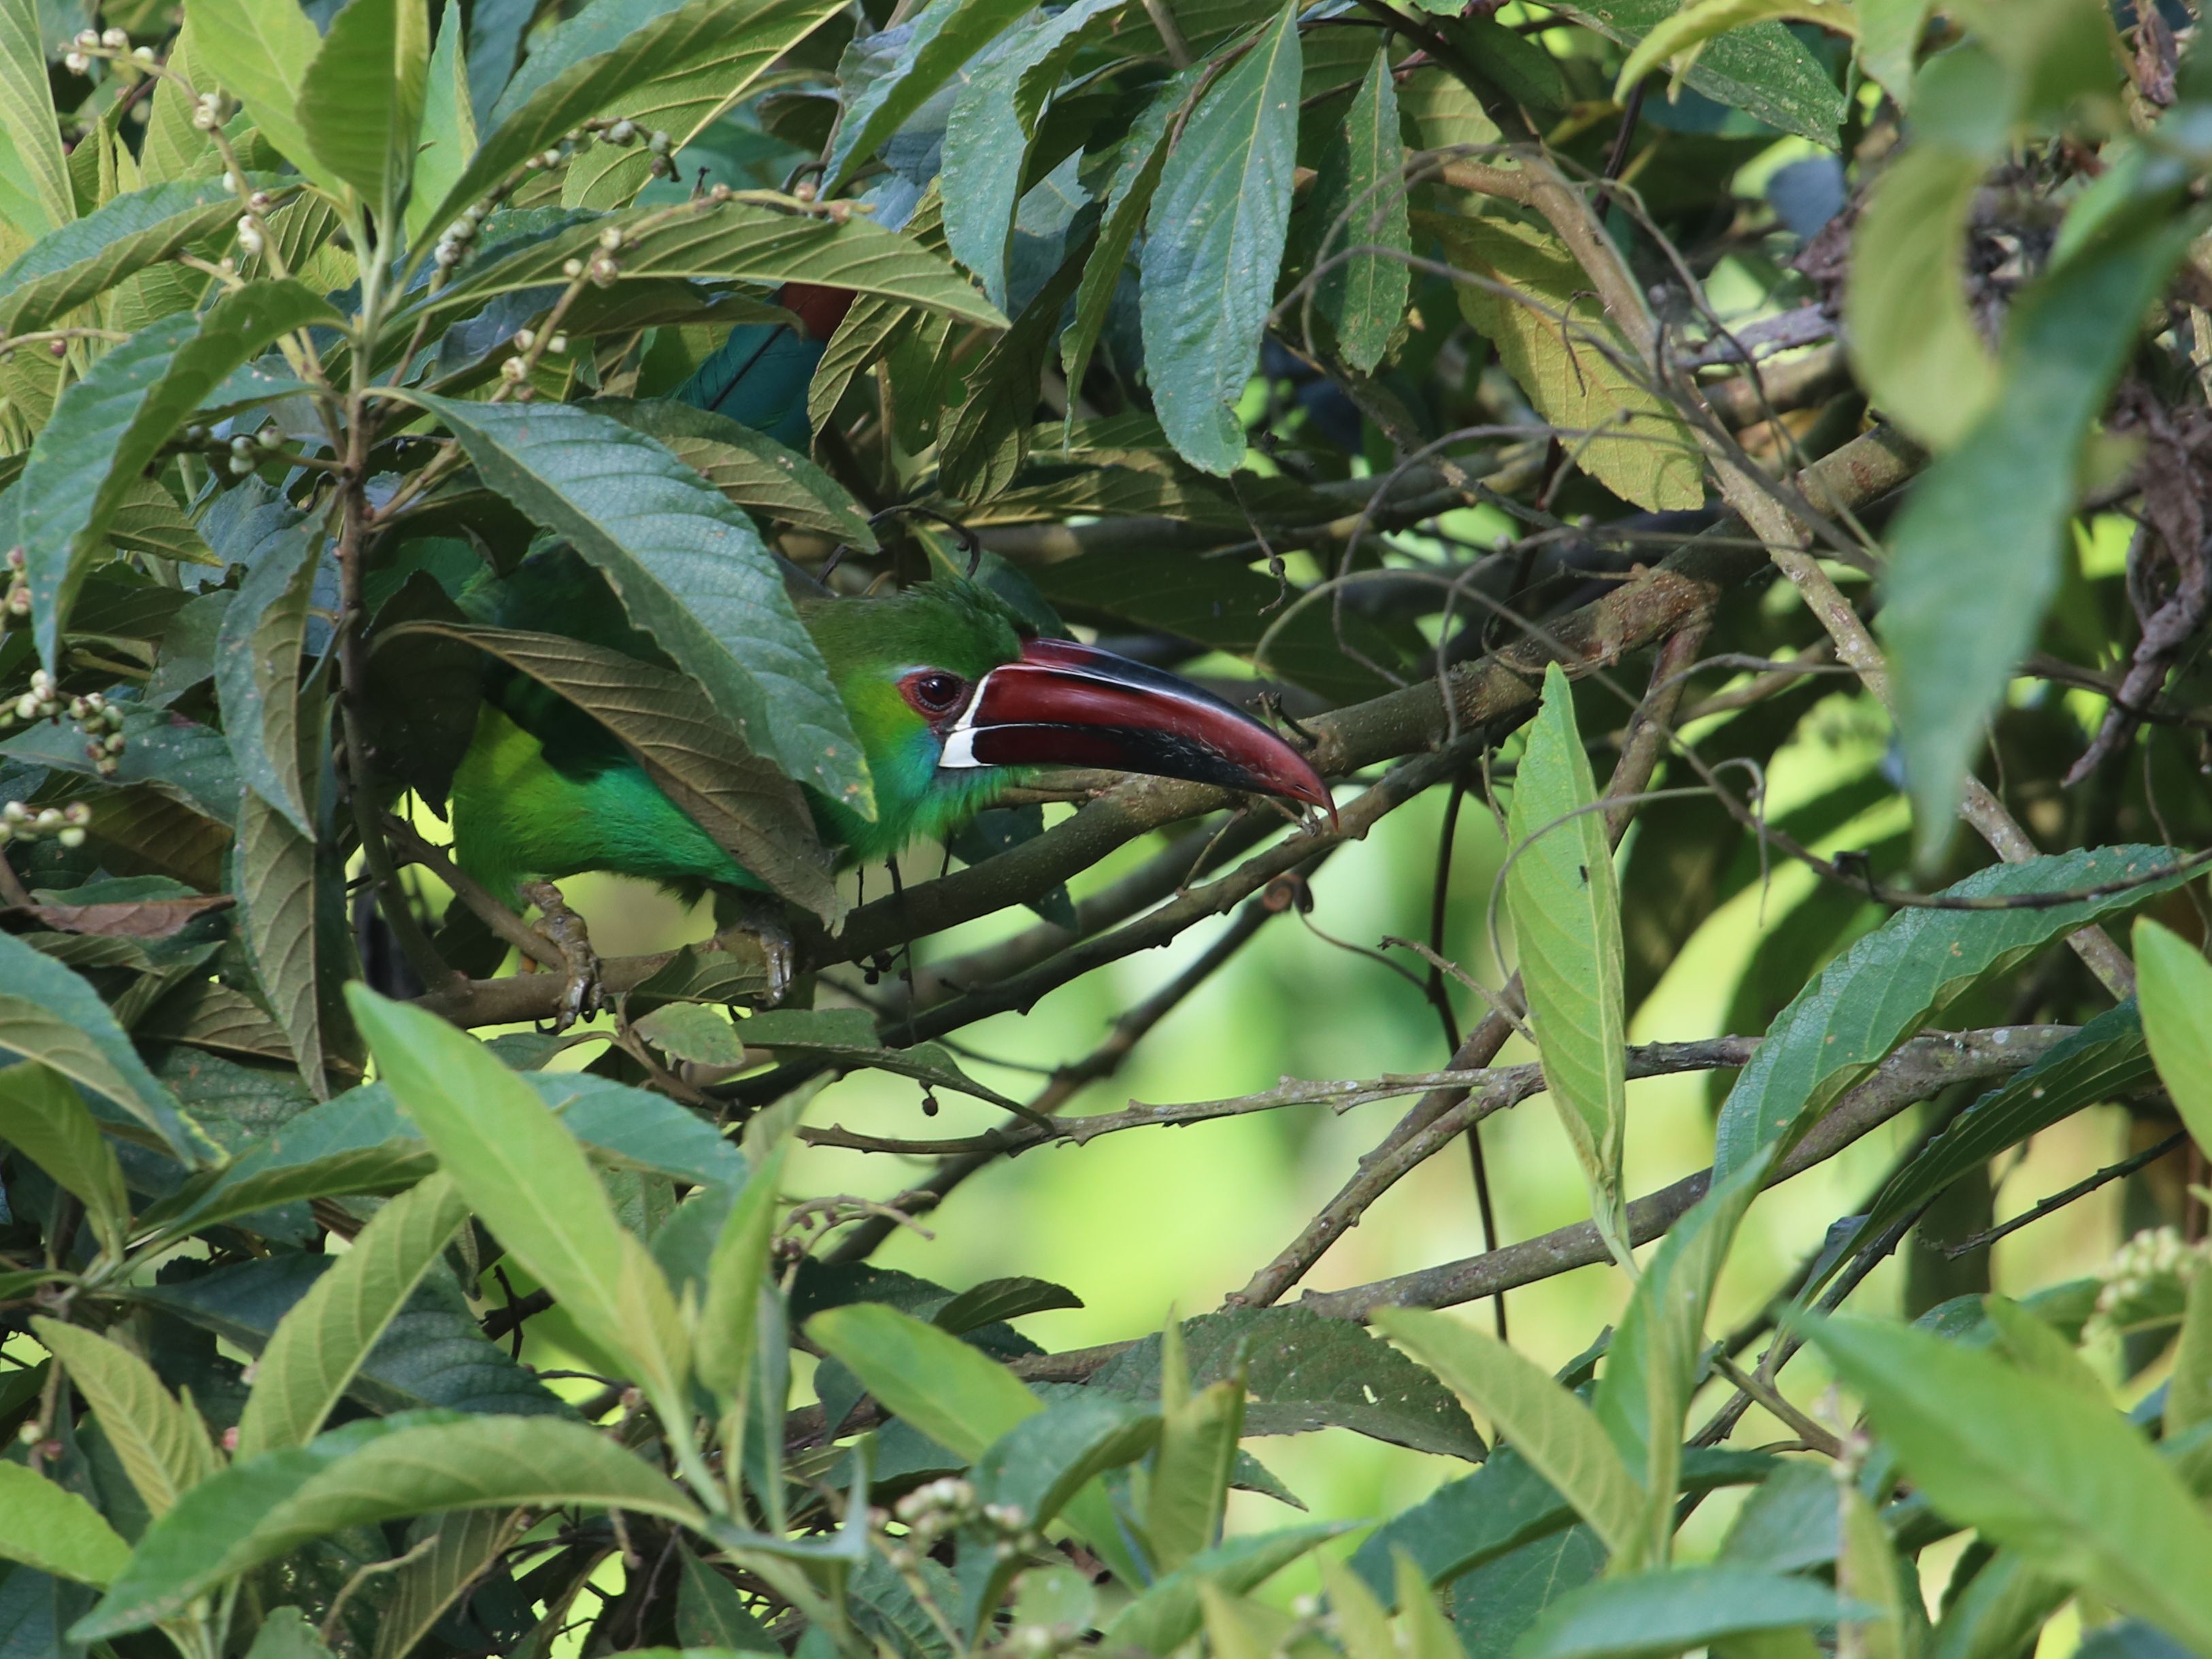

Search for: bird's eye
xmin=904 ymin=670 xmax=968 ymax=717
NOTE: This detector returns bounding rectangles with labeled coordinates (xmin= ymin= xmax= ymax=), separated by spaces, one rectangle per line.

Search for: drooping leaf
xmin=1539 ymin=0 xmax=1846 ymax=144
xmin=72 ymin=1413 xmax=706 ymax=1640
xmin=17 ymin=282 xmax=337 ymax=672
xmin=232 ymin=1173 xmax=472 ymax=1458
xmin=1429 ymin=207 xmax=1703 ymax=512
xmin=1147 ymin=1338 xmax=1244 ymax=1573
xmin=582 ymin=398 xmax=874 ymax=548
xmin=1311 ymin=48 xmax=1410 ymax=374
xmin=0 ymin=931 xmax=199 ymax=1158
xmin=27 ymin=1319 xmax=216 ymax=1520
xmin=404 ymin=395 xmax=872 ymax=818
xmin=1373 ymin=1308 xmax=1643 ymax=1558
xmin=825 ymin=0 xmax=1037 ymax=191
xmin=0 ymin=1467 xmax=129 ymax=1588
xmin=1614 ymin=0 xmax=1858 ymax=97
xmin=939 ymin=232 xmax=1092 ymax=505
xmin=382 ymin=620 xmax=841 ymax=920
xmin=695 ymin=1139 xmax=786 ymax=1405
xmin=1504 ymin=662 xmax=1631 ymax=1265
xmin=1808 ymin=1315 xmax=2212 ymax=1653
xmin=0 ymin=1063 xmax=130 ymax=1258
xmin=2134 ymin=920 xmax=2212 ymax=1155
xmin=1086 ymin=1304 xmax=1485 ymax=1459
xmin=635 ymin=1005 xmax=1024 ymax=1111
xmin=1843 ymin=140 xmax=2000 ymax=451
xmin=939 ymin=0 xmax=1123 ymax=308
xmin=215 ymin=528 xmax=322 ymax=841
xmin=1139 ymin=0 xmax=1302 ymax=475
xmin=1713 ymin=846 xmax=2188 ymax=1179
xmin=1061 ymin=69 xmax=1189 ymax=402
xmin=1881 ymin=207 xmax=2201 ymax=857
xmin=299 ymin=0 xmax=430 ymax=215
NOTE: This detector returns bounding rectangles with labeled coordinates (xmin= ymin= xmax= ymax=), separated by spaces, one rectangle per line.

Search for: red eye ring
xmin=903 ymin=670 xmax=969 ymax=718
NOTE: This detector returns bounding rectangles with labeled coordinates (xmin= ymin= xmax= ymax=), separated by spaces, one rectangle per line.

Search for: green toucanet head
xmin=802 ymin=578 xmax=1333 ymax=862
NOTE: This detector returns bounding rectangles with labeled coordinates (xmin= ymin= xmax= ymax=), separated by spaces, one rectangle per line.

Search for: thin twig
xmin=1942 ymin=1130 xmax=2188 ymax=1258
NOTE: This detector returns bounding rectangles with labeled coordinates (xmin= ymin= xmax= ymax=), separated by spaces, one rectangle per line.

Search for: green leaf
xmin=1086 ymin=1305 xmax=1485 ymax=1458
xmin=1614 ymin=0 xmax=1856 ymax=97
xmin=385 ymin=620 xmax=841 ymax=920
xmin=0 ymin=180 xmax=250 ymax=335
xmin=805 ymin=1303 xmax=1040 ymax=1458
xmin=73 ymin=1413 xmax=706 ymax=1639
xmin=0 ymin=1466 xmax=130 ymax=1588
xmin=246 ymin=1607 xmax=335 ymax=1659
xmin=404 ymin=3 xmax=477 ymax=246
xmin=18 ymin=282 xmax=337 ymax=673
xmin=420 ymin=0 xmax=853 ymax=248
xmin=343 ymin=987 xmax=692 ymax=1407
xmin=1808 ymin=1315 xmax=2212 ymax=1654
xmin=1843 ymin=142 xmax=2000 ymax=450
xmin=939 ymin=233 xmax=1092 ymax=505
xmin=372 ymin=1508 xmax=531 ymax=1659
xmin=2134 ymin=919 xmax=2212 ymax=1156
xmin=233 ymin=1173 xmax=471 ymax=1458
xmin=231 ymin=787 xmax=329 ymax=1094
xmin=1520 ymin=1565 xmax=1859 ymax=1659
xmin=215 ymin=527 xmax=321 ymax=839
xmin=0 ymin=0 xmax=71 ymax=236
xmin=825 ymin=0 xmax=1035 ymax=191
xmin=141 ymin=1254 xmax=562 ymax=1420
xmin=1101 ymin=1523 xmax=1351 ymax=1653
xmin=635 ymin=1005 xmax=1025 ymax=1112
xmin=940 ymin=0 xmax=1123 ymax=308
xmin=404 ymin=395 xmax=871 ymax=817
xmin=0 ymin=1063 xmax=130 ymax=1258
xmin=1837 ymin=1000 xmax=2153 ymax=1279
xmin=189 ymin=0 xmax=342 ymax=193
xmin=696 ymin=1140 xmax=786 ymax=1404
xmin=422 ymin=199 xmax=1002 ymax=333
xmin=1881 ymin=210 xmax=2201 ymax=857
xmin=582 ymin=398 xmax=875 ymax=548
xmin=1147 ymin=1354 xmax=1243 ymax=1573
xmin=1311 ymin=48 xmax=1409 ymax=375
xmin=28 ymin=1318 xmax=217 ymax=1520
xmin=1139 ymin=0 xmax=1301 ymax=475
xmin=1373 ymin=1308 xmax=1643 ymax=1558
xmin=1505 ymin=662 xmax=1631 ymax=1266
xmin=2169 ymin=1273 xmax=2212 ymax=1438
xmin=1061 ymin=69 xmax=1188 ymax=402
xmin=1855 ymin=0 xmax=1930 ymax=99
xmin=0 ymin=931 xmax=199 ymax=1158
xmin=934 ymin=1276 xmax=1082 ymax=1333
xmin=677 ymin=1547 xmax=779 ymax=1652
xmin=1712 ymin=846 xmax=2188 ymax=1179
xmin=1538 ymin=0 xmax=1845 ymax=144
xmin=1590 ymin=1154 xmax=1770 ymax=1566
xmin=1428 ymin=207 xmax=1702 ymax=512
xmin=1452 ymin=1529 xmax=1609 ymax=1659
xmin=299 ymin=0 xmax=430 ymax=218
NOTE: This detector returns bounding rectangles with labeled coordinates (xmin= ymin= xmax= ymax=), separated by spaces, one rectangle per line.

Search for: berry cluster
xmin=0 ymin=673 xmax=129 ymax=777
xmin=432 ymin=117 xmax=673 ymax=273
xmin=0 ymin=800 xmax=91 ymax=851
xmin=63 ymin=26 xmax=152 ymax=76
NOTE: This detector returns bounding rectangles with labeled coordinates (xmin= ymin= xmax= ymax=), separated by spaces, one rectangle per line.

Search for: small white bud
xmin=132 ymin=45 xmax=153 ymax=62
xmin=101 ymin=27 xmax=128 ymax=48
xmin=597 ymin=226 xmax=624 ymax=251
xmin=560 ymin=258 xmax=585 ymax=278
xmin=221 ymin=171 xmax=239 ymax=192
xmin=56 ymin=826 xmax=86 ymax=849
xmin=648 ymin=129 xmax=671 ymax=154
xmin=499 ymin=355 xmax=528 ymax=382
xmin=513 ymin=328 xmax=535 ymax=350
xmin=228 ymin=452 xmax=256 ymax=476
xmin=607 ymin=118 xmax=637 ymax=144
xmin=63 ymin=51 xmax=89 ymax=73
xmin=538 ymin=148 xmax=562 ymax=169
xmin=546 ymin=333 xmax=567 ymax=354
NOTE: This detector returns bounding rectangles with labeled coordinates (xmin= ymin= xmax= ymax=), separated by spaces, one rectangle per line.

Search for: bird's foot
xmin=724 ymin=894 xmax=795 ymax=1007
xmin=519 ymin=879 xmax=603 ymax=1032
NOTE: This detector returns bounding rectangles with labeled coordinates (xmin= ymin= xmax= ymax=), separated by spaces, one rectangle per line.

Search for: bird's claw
xmin=520 ymin=879 xmax=603 ymax=1033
